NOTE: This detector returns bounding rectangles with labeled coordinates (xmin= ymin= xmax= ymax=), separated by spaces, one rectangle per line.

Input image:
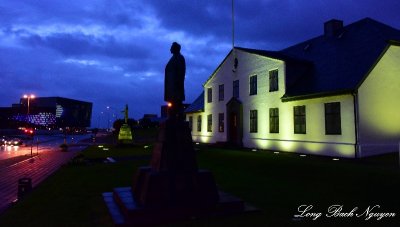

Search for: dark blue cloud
xmin=18 ymin=31 xmax=151 ymax=60
xmin=0 ymin=0 xmax=399 ymax=126
xmin=150 ymin=1 xmax=231 ymax=38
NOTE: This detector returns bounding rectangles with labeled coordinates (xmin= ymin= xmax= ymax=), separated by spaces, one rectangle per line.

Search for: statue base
xmin=118 ymin=124 xmax=133 ymax=144
xmin=132 ymin=167 xmax=219 ymax=208
xmin=103 ymin=118 xmax=252 ymax=226
xmin=103 ymin=186 xmax=251 ymax=226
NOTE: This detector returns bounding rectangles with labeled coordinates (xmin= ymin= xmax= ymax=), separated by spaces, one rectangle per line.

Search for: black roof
xmin=184 ymin=92 xmax=204 ymax=113
xmin=187 ymin=18 xmax=400 ymax=110
xmin=29 ymin=97 xmax=92 ymax=108
xmin=280 ymin=17 xmax=400 ymax=100
xmin=234 ymin=47 xmax=314 ymax=92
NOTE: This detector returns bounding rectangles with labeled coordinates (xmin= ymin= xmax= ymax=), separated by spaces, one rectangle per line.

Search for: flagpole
xmin=232 ymin=0 xmax=235 ymax=49
xmin=232 ymin=0 xmax=237 ymax=72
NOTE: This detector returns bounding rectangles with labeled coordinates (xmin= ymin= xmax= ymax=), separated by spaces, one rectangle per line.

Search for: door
xmin=226 ymin=98 xmax=243 ymax=146
xmin=229 ymin=112 xmax=238 ymax=143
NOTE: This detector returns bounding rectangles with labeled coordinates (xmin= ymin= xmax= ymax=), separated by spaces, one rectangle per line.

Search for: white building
xmin=185 ymin=18 xmax=400 ymax=158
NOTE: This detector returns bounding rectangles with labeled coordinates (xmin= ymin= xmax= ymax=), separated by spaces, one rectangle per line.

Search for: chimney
xmin=324 ymin=19 xmax=343 ymax=37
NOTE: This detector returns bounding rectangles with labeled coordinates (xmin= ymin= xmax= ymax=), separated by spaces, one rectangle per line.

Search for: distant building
xmin=0 ymin=97 xmax=92 ymax=129
xmin=185 ymin=18 xmax=400 ymax=158
xmin=143 ymin=114 xmax=158 ymax=119
xmin=160 ymin=104 xmax=190 ymax=118
xmin=139 ymin=114 xmax=161 ymax=128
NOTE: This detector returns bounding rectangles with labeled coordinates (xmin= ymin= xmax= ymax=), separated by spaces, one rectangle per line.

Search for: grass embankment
xmin=0 ymin=134 xmax=399 ymax=226
xmin=0 ymin=145 xmax=151 ymax=227
xmin=193 ymin=148 xmax=400 ymax=227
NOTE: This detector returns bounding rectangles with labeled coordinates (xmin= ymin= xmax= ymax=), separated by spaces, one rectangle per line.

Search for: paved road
xmin=0 ymin=134 xmax=90 ymax=160
xmin=0 ymin=134 xmax=91 ymax=214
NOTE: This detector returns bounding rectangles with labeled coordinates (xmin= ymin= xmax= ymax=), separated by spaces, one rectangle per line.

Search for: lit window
xmin=269 ymin=108 xmax=279 ymax=133
xmin=250 ymin=110 xmax=258 ymax=133
xmin=218 ymin=113 xmax=224 ymax=132
xmin=325 ymin=102 xmax=341 ymax=135
xmin=249 ymin=75 xmax=257 ymax=96
xmin=219 ymin=84 xmax=224 ymax=101
xmin=188 ymin=116 xmax=193 ymax=131
xmin=207 ymin=114 xmax=212 ymax=132
xmin=269 ymin=69 xmax=278 ymax=92
xmin=233 ymin=80 xmax=239 ymax=98
xmin=294 ymin=106 xmax=306 ymax=134
xmin=197 ymin=115 xmax=202 ymax=132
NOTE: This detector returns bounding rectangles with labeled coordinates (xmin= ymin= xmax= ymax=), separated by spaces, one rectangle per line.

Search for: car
xmin=3 ymin=137 xmax=23 ymax=146
xmin=24 ymin=128 xmax=35 ymax=135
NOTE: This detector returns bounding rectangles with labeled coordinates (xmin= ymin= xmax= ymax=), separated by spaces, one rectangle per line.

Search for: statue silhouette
xmin=164 ymin=42 xmax=185 ymax=119
xmin=103 ymin=42 xmax=244 ymax=227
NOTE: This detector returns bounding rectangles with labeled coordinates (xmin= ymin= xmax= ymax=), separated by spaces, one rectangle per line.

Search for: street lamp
xmin=23 ymin=94 xmax=35 ymax=115
xmin=23 ymin=94 xmax=35 ymax=157
xmin=106 ymin=106 xmax=110 ymax=130
xmin=106 ymin=106 xmax=118 ymax=131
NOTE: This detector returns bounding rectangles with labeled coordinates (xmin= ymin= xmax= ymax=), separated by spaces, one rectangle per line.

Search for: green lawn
xmin=0 ymin=143 xmax=399 ymax=227
xmin=192 ymin=147 xmax=400 ymax=227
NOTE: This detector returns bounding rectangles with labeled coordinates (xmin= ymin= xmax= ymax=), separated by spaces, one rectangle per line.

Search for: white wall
xmin=243 ymin=94 xmax=356 ymax=158
xmin=187 ymin=112 xmax=212 ymax=143
xmin=190 ymin=48 xmax=358 ymax=158
xmin=357 ymin=45 xmax=400 ymax=157
xmin=203 ymin=49 xmax=286 ymax=144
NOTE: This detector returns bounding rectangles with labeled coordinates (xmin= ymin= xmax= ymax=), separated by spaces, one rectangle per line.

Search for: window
xmin=207 ymin=114 xmax=212 ymax=132
xmin=294 ymin=106 xmax=306 ymax=134
xmin=325 ymin=102 xmax=341 ymax=135
xmin=188 ymin=116 xmax=193 ymax=131
xmin=269 ymin=69 xmax=279 ymax=92
xmin=233 ymin=57 xmax=238 ymax=70
xmin=233 ymin=80 xmax=239 ymax=98
xmin=219 ymin=84 xmax=224 ymax=101
xmin=249 ymin=75 xmax=257 ymax=96
xmin=197 ymin=115 xmax=202 ymax=132
xmin=218 ymin=113 xmax=224 ymax=132
xmin=269 ymin=108 xmax=279 ymax=133
xmin=207 ymin=88 xmax=212 ymax=103
xmin=250 ymin=110 xmax=258 ymax=133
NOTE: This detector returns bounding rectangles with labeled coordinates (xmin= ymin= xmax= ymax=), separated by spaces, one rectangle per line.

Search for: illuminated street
xmin=0 ymin=133 xmax=92 ymax=213
xmin=0 ymin=134 xmax=90 ymax=160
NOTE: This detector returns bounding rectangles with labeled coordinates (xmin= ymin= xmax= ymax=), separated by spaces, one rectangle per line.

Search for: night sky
xmin=1 ymin=0 xmax=399 ymax=127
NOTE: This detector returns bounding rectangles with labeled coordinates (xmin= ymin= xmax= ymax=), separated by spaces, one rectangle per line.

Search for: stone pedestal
xmin=133 ymin=167 xmax=219 ymax=208
xmin=103 ymin=118 xmax=249 ymax=226
xmin=118 ymin=123 xmax=133 ymax=144
xmin=132 ymin=118 xmax=220 ymax=209
xmin=150 ymin=118 xmax=197 ymax=172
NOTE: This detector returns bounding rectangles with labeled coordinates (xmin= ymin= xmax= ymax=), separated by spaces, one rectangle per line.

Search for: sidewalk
xmin=0 ymin=145 xmax=88 ymax=214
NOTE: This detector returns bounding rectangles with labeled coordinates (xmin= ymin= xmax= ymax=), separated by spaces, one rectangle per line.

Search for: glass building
xmin=0 ymin=97 xmax=92 ymax=129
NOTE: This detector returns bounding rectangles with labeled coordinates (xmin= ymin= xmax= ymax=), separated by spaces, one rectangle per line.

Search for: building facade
xmin=0 ymin=97 xmax=92 ymax=129
xmin=185 ymin=18 xmax=400 ymax=158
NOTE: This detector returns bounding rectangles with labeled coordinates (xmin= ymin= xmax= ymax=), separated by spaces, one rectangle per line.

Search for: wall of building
xmin=188 ymin=49 xmax=358 ymax=157
xmin=243 ymin=94 xmax=356 ymax=158
xmin=357 ymin=44 xmax=400 ymax=157
xmin=187 ymin=112 xmax=212 ymax=143
xmin=0 ymin=97 xmax=92 ymax=129
xmin=202 ymin=50 xmax=286 ymax=143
